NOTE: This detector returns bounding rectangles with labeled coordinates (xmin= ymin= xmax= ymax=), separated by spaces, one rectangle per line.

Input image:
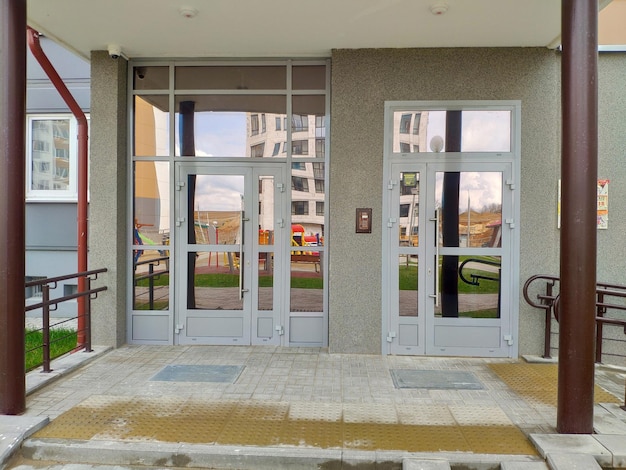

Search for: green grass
xmin=25 ymin=328 xmax=77 ymax=372
xmin=398 ymin=262 xmax=500 ymax=294
xmin=135 ymin=273 xmax=322 ymax=289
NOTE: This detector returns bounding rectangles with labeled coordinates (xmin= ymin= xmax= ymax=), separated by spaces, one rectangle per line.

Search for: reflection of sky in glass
xmin=195 ymin=175 xmax=244 ymax=212
xmin=176 ymin=112 xmax=247 ymax=157
xmin=426 ymin=111 xmax=511 ymax=152
xmin=435 ymin=172 xmax=502 ymax=212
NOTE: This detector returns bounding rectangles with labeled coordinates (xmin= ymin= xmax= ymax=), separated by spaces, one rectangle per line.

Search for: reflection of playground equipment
xmin=291 ymin=224 xmax=322 ymax=273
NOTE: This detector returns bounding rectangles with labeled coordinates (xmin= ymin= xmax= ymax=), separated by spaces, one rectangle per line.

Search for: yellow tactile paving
xmin=489 ymin=363 xmax=621 ymax=406
xmin=33 ymin=395 xmax=538 ymax=455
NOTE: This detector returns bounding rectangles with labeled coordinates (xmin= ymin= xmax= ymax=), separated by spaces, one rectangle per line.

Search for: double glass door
xmin=386 ymin=162 xmax=515 ymax=357
xmin=175 ymin=164 xmax=283 ymax=345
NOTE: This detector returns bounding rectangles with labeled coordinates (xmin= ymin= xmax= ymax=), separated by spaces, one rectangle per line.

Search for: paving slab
xmin=594 ymin=434 xmax=626 ymax=469
xmin=593 ymin=404 xmax=626 ymax=434
xmin=0 ymin=416 xmax=49 ymax=469
xmin=530 ymin=434 xmax=612 ymax=468
xmin=403 ymin=459 xmax=450 ymax=469
xmin=545 ymin=452 xmax=602 ymax=470
xmin=500 ymin=462 xmax=549 ymax=470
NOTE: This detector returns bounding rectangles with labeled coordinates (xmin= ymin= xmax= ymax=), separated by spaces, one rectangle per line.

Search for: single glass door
xmin=175 ymin=164 xmax=283 ymax=345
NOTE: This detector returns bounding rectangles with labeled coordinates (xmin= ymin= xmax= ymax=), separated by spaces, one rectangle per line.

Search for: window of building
xmin=292 ymin=162 xmax=306 ymax=171
xmin=316 ymin=138 xmax=325 ymax=158
xmin=315 ymin=179 xmax=324 ymax=193
xmin=261 ymin=113 xmax=266 ymax=134
xmin=292 ymin=140 xmax=309 ymax=155
xmin=399 ymin=204 xmax=410 ymax=218
xmin=412 ymin=113 xmax=421 ymax=135
xmin=316 ymin=201 xmax=324 ymax=216
xmin=399 ymin=142 xmax=410 ymax=153
xmin=312 ymin=162 xmax=324 ymax=179
xmin=275 ymin=116 xmax=281 ymax=131
xmin=291 ymin=176 xmax=309 ymax=192
xmin=251 ymin=114 xmax=259 ymax=135
xmin=272 ymin=143 xmax=280 ymax=156
xmin=250 ymin=142 xmax=265 ymax=158
xmin=399 ymin=114 xmax=411 ymax=134
xmin=292 ymin=114 xmax=309 ymax=132
xmin=27 ymin=115 xmax=86 ymax=201
xmin=292 ymin=201 xmax=309 ymax=215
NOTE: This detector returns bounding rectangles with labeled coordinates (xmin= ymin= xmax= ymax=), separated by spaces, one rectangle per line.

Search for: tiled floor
xmin=18 ymin=346 xmax=620 ymax=454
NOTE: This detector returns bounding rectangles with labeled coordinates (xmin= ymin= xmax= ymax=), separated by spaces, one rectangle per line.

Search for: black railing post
xmin=595 ymin=291 xmax=604 ymax=363
xmin=42 ymin=285 xmax=51 ymax=373
xmin=85 ymin=276 xmax=92 ymax=352
xmin=148 ymin=262 xmax=155 ymax=310
xmin=544 ymin=282 xmax=554 ymax=359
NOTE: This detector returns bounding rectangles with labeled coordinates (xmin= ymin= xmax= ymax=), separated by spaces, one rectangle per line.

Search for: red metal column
xmin=27 ymin=28 xmax=90 ymax=348
xmin=558 ymin=0 xmax=598 ymax=433
xmin=0 ymin=0 xmax=27 ymax=415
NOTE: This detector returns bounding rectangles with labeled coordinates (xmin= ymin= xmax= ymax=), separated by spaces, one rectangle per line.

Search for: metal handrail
xmin=25 ymin=268 xmax=107 ymax=372
xmin=133 ymin=257 xmax=169 ymax=310
xmin=524 ymin=274 xmax=626 ymax=409
xmin=458 ymin=258 xmax=501 ymax=286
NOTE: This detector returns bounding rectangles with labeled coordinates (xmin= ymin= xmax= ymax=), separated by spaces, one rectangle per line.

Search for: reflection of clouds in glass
xmin=462 ymin=111 xmax=510 ymax=152
xmin=425 ymin=110 xmax=510 ymax=152
xmin=195 ymin=175 xmax=244 ymax=212
xmin=175 ymin=112 xmax=246 ymax=156
xmin=435 ymin=172 xmax=502 ymax=212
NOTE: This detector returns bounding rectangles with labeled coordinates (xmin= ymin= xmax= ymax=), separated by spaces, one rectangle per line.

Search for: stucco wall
xmin=329 ymin=48 xmax=562 ymax=355
xmin=89 ymin=51 xmax=128 ymax=347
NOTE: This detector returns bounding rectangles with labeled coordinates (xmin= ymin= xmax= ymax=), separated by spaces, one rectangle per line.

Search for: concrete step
xmin=500 ymin=462 xmax=549 ymax=469
xmin=545 ymin=453 xmax=602 ymax=470
xmin=403 ymin=459 xmax=451 ymax=469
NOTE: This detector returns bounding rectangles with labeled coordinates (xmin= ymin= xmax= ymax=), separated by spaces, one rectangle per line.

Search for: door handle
xmin=428 ymin=209 xmax=440 ymax=307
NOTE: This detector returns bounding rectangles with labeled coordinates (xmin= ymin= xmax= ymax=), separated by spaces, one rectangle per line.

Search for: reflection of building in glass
xmin=399 ymin=172 xmax=419 ymax=246
xmin=31 ymin=119 xmax=70 ymax=190
xmin=393 ymin=112 xmax=428 ymax=153
xmin=247 ymin=112 xmax=325 ymax=241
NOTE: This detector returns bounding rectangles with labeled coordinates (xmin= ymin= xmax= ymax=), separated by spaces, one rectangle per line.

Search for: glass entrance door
xmin=175 ymin=164 xmax=283 ymax=345
xmin=387 ymin=162 xmax=515 ymax=357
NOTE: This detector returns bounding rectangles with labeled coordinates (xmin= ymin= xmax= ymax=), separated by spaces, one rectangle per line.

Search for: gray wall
xmin=329 ymin=48 xmax=562 ymax=356
xmin=89 ymin=51 xmax=128 ymax=347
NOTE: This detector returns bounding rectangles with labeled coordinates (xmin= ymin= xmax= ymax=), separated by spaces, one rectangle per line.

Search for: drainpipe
xmin=27 ymin=28 xmax=89 ymax=348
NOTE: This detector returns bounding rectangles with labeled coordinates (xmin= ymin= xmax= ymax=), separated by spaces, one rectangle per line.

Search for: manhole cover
xmin=390 ymin=369 xmax=483 ymax=390
xmin=150 ymin=365 xmax=245 ymax=383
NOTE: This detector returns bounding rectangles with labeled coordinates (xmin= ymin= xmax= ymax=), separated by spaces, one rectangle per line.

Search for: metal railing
xmin=25 ymin=268 xmax=107 ymax=372
xmin=524 ymin=274 xmax=626 ymax=409
xmin=134 ymin=256 xmax=169 ymax=310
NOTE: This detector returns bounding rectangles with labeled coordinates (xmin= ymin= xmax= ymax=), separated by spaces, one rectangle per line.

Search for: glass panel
xmin=399 ymin=255 xmax=418 ymax=317
xmin=292 ymin=95 xmax=325 ymax=158
xmin=436 ymin=172 xmax=502 ymax=248
xmin=436 ymin=255 xmax=501 ymax=319
xmin=133 ymin=66 xmax=169 ymax=90
xmin=292 ymin=65 xmax=326 ymax=90
xmin=134 ymin=96 xmax=170 ymax=157
xmin=133 ymin=250 xmax=169 ymax=310
xmin=259 ymin=176 xmax=274 ymax=245
xmin=398 ymin=172 xmax=419 ymax=247
xmin=189 ymin=251 xmax=243 ymax=310
xmin=189 ymin=175 xmax=244 ymax=245
xmin=175 ymin=66 xmax=286 ymax=90
xmin=392 ymin=110 xmax=511 ymax=153
xmin=134 ymin=161 xmax=170 ymax=247
xmin=258 ymin=252 xmax=274 ymax=310
xmin=290 ymin=249 xmax=323 ymax=312
xmin=30 ymin=118 xmax=71 ymax=191
xmin=175 ymin=95 xmax=286 ymax=157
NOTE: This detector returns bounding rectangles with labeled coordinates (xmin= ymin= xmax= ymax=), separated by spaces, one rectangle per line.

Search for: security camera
xmin=135 ymin=67 xmax=146 ymax=80
xmin=108 ymin=44 xmax=122 ymax=59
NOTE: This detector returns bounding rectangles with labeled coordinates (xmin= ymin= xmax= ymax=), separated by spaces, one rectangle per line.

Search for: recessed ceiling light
xmin=430 ymin=2 xmax=449 ymax=15
xmin=179 ymin=7 xmax=198 ymax=19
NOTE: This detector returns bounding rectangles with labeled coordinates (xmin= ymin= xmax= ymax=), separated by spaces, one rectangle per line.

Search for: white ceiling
xmin=27 ymin=0 xmax=572 ymax=60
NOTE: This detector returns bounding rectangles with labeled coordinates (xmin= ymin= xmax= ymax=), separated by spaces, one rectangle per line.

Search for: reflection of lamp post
xmin=408 ymin=187 xmax=419 ymax=246
xmin=209 ymin=221 xmax=219 ymax=268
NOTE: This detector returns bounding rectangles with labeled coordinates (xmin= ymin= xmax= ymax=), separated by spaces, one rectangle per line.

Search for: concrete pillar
xmin=89 ymin=51 xmax=128 ymax=347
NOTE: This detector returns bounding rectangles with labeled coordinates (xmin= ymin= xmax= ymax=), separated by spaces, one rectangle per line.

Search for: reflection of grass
xmin=25 ymin=329 xmax=77 ymax=372
xmin=460 ymin=309 xmax=499 ymax=319
xmin=134 ymin=300 xmax=169 ymax=310
xmin=136 ymin=273 xmax=322 ymax=289
xmin=398 ymin=264 xmax=499 ymax=294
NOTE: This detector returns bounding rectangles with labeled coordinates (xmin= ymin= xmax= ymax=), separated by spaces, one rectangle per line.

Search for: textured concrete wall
xmin=329 ymin=48 xmax=561 ymax=355
xmin=89 ymin=51 xmax=128 ymax=347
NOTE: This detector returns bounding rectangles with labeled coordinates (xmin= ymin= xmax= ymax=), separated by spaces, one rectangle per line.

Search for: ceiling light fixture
xmin=430 ymin=2 xmax=449 ymax=15
xmin=179 ymin=7 xmax=198 ymax=19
